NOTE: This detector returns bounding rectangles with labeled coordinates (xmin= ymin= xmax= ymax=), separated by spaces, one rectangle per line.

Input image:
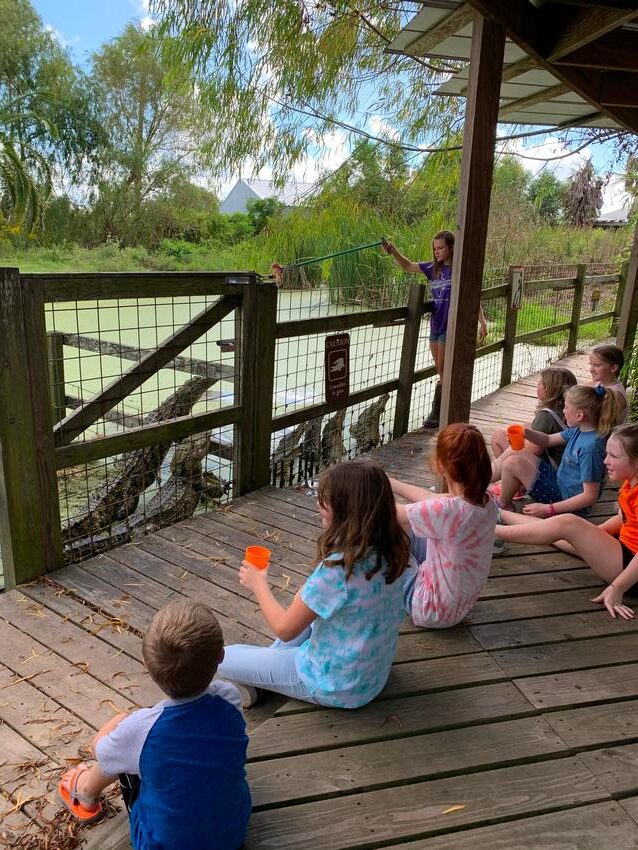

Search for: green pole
xmin=284 ymin=239 xmax=386 ymax=270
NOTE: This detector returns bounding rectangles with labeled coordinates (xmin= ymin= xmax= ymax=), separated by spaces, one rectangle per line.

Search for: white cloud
xmin=44 ymin=23 xmax=78 ymax=49
xmin=499 ymin=136 xmax=589 ymax=181
xmin=368 ymin=115 xmax=399 ymax=141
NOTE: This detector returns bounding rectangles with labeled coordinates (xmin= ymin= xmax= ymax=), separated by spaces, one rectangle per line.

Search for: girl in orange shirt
xmin=494 ymin=422 xmax=638 ymax=620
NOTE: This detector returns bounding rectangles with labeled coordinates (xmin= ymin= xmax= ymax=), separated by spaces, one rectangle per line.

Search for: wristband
xmin=547 ymin=503 xmax=557 ymax=517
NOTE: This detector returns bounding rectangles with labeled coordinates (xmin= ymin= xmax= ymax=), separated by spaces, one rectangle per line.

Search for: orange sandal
xmin=57 ymin=765 xmax=103 ymax=824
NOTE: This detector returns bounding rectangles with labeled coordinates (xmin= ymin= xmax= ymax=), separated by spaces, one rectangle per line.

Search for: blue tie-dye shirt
xmin=296 ymin=551 xmax=405 ymax=708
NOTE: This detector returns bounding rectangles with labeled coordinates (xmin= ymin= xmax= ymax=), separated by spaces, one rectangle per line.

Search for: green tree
xmin=90 ymin=24 xmax=204 ymax=243
xmin=527 ymin=171 xmax=565 ymax=225
xmin=246 ymin=197 xmax=284 ymax=235
xmin=564 ymin=161 xmax=603 ymax=227
xmin=0 ymin=0 xmax=101 ymax=232
xmin=150 ymin=0 xmax=462 ymax=181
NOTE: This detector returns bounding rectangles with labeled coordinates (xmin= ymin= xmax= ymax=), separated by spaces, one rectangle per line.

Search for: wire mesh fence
xmin=0 ymin=257 xmax=619 ymax=574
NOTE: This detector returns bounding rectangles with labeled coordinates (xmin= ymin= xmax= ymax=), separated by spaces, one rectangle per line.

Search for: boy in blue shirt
xmin=58 ymin=599 xmax=251 ymax=850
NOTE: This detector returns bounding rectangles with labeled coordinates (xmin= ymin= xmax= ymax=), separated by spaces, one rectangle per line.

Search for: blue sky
xmin=31 ymin=0 xmax=150 ymax=63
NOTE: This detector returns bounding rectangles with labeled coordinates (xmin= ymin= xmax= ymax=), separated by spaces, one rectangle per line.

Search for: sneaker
xmin=492 ymin=537 xmax=507 ymax=556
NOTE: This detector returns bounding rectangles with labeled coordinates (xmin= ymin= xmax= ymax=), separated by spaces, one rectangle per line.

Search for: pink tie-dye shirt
xmin=405 ymin=495 xmax=497 ymax=627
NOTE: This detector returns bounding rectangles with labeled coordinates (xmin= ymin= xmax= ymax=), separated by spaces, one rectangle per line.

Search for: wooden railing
xmin=0 ymin=262 xmax=625 ymax=588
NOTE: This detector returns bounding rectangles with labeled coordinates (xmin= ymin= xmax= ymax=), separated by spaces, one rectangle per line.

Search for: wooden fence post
xmin=393 ymin=283 xmax=424 ymax=439
xmin=46 ymin=331 xmax=66 ymax=424
xmin=0 ymin=269 xmax=64 ymax=588
xmin=235 ymin=277 xmax=278 ymax=495
xmin=499 ymin=266 xmax=519 ymax=387
xmin=611 ymin=260 xmax=628 ymax=338
xmin=567 ymin=263 xmax=586 ymax=353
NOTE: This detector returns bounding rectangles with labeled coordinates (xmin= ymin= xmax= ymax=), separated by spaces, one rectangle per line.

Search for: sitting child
xmin=495 ymin=423 xmax=638 ymax=620
xmin=218 ymin=461 xmax=410 ymax=709
xmin=389 ymin=423 xmax=497 ymax=628
xmin=490 ymin=366 xmax=577 ymax=505
xmin=497 ymin=385 xmax=619 ymax=518
xmin=58 ymin=600 xmax=251 ymax=850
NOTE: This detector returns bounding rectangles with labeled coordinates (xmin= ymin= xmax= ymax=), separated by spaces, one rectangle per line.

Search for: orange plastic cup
xmin=507 ymin=424 xmax=525 ymax=451
xmin=245 ymin=545 xmax=271 ymax=570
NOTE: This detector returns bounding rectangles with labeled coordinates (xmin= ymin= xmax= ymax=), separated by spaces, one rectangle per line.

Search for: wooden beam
xmin=53 ymin=293 xmax=240 ymax=447
xmin=32 ymin=272 xmax=252 ymax=303
xmin=406 ymin=4 xmax=475 ymax=56
xmin=543 ymin=6 xmax=638 ymax=62
xmin=554 ymin=29 xmax=638 ymax=72
xmin=276 ymin=307 xmax=406 ymax=339
xmin=499 ymin=82 xmax=570 ymax=117
xmin=440 ymin=12 xmax=506 ymax=426
xmin=615 ymin=220 xmax=638 ymax=354
xmin=393 ymin=283 xmax=425 ymax=439
xmin=600 ymin=72 xmax=638 ymax=108
xmin=0 ymin=269 xmax=64 ymax=587
xmin=467 ymin=0 xmax=638 ymax=133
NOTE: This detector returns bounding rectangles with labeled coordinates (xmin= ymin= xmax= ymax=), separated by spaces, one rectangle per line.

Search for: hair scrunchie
xmin=595 ymin=384 xmax=606 ymax=397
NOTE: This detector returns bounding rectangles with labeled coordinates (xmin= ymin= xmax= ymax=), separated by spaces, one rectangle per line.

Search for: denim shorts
xmin=430 ymin=330 xmax=447 ymax=343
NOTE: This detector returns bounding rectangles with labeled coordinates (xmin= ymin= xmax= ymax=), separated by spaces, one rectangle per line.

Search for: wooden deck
xmin=4 ymin=351 xmax=638 ymax=849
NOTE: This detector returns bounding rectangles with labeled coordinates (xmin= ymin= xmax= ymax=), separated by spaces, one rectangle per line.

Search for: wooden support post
xmin=568 ymin=264 xmax=586 ymax=353
xmin=440 ymin=12 xmax=506 ymax=426
xmin=500 ymin=266 xmax=519 ymax=388
xmin=610 ymin=260 xmax=628 ymax=338
xmin=616 ymin=220 xmax=638 ymax=354
xmin=46 ymin=331 xmax=66 ymax=424
xmin=393 ymin=283 xmax=425 ymax=438
xmin=0 ymin=269 xmax=64 ymax=588
xmin=235 ymin=277 xmax=278 ymax=495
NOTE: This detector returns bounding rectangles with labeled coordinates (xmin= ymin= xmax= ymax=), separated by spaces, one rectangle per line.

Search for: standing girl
xmin=217 ymin=461 xmax=409 ymax=708
xmin=498 ymin=385 xmax=619 ymax=519
xmin=495 ymin=423 xmax=638 ymax=620
xmin=383 ymin=231 xmax=488 ymax=428
xmin=389 ymin=423 xmax=497 ymax=628
xmin=589 ymin=344 xmax=628 ymax=421
xmin=490 ymin=366 xmax=578 ymax=507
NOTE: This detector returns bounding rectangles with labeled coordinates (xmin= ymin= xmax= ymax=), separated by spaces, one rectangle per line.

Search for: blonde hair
xmin=566 ymin=385 xmax=620 ymax=438
xmin=142 ymin=600 xmax=224 ymax=699
xmin=537 ymin=367 xmax=577 ymax=414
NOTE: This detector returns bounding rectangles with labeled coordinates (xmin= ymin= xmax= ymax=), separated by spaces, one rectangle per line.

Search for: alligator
xmin=321 ymin=408 xmax=346 ymax=466
xmin=349 ymin=393 xmax=390 ymax=453
xmin=62 ymin=376 xmax=212 ymax=549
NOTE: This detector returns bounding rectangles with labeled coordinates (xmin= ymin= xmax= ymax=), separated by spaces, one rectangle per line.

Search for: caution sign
xmin=325 ymin=333 xmax=350 ymax=403
xmin=511 ymin=266 xmax=524 ymax=311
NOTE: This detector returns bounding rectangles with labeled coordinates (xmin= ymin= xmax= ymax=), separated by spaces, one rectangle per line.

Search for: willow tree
xmin=150 ymin=0 xmax=463 ymax=182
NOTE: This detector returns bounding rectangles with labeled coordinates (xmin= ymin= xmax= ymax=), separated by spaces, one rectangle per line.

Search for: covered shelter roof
xmin=386 ymin=1 xmax=638 ymax=134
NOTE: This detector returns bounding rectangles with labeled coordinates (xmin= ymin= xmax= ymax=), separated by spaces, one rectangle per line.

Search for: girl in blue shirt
xmin=498 ymin=385 xmax=620 ymax=520
xmin=217 ymin=461 xmax=410 ymax=708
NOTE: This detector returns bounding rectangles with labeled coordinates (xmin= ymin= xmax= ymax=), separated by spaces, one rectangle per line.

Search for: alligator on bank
xmin=349 ymin=393 xmax=390 ymax=453
xmin=62 ymin=376 xmax=212 ymax=553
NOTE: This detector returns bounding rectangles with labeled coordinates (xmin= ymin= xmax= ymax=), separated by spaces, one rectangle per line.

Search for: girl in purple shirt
xmin=383 ymin=230 xmax=488 ymax=428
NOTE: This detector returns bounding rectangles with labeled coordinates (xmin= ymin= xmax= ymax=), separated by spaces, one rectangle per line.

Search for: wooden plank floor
xmin=4 ymin=351 xmax=638 ymax=849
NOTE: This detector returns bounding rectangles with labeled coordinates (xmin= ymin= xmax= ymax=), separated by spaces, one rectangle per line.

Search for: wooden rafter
xmin=466 ymin=0 xmax=638 ymax=133
xmin=406 ymin=3 xmax=474 ymax=56
xmin=54 ymin=293 xmax=241 ymax=447
xmin=499 ymin=82 xmax=570 ymax=117
xmin=542 ymin=6 xmax=638 ymax=61
xmin=554 ymin=28 xmax=638 ymax=72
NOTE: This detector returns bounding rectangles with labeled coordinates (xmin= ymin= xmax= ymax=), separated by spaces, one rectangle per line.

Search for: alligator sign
xmin=325 ymin=333 xmax=350 ymax=403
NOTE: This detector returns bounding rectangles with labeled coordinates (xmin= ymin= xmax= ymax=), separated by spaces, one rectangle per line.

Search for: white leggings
xmin=216 ymin=628 xmax=323 ymax=704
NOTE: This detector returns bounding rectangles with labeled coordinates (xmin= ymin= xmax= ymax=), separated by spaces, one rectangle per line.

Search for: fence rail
xmin=0 ymin=261 xmax=626 ymax=588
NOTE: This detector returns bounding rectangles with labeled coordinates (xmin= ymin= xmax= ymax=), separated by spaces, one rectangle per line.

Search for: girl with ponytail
xmin=389 ymin=424 xmax=497 ymax=628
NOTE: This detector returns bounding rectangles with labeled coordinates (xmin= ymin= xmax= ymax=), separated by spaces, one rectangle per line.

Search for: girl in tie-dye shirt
xmin=390 ymin=424 xmax=497 ymax=628
xmin=218 ymin=461 xmax=410 ymax=708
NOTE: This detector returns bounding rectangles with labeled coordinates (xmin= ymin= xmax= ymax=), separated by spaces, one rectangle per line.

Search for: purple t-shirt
xmin=419 ymin=261 xmax=452 ymax=335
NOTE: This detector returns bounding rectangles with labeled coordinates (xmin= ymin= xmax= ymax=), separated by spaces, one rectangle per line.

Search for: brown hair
xmin=537 ymin=366 xmax=577 ymax=414
xmin=592 ymin=344 xmax=624 ymax=378
xmin=434 ymin=423 xmax=491 ymax=506
xmin=142 ymin=600 xmax=224 ymax=699
xmin=315 ymin=461 xmax=409 ymax=583
xmin=611 ymin=423 xmax=638 ymax=463
xmin=566 ymin=385 xmax=620 ymax=438
xmin=432 ymin=230 xmax=454 ymax=279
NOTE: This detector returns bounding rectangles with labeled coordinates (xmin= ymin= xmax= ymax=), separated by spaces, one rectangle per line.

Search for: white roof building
xmin=219 ymin=178 xmax=316 ymax=214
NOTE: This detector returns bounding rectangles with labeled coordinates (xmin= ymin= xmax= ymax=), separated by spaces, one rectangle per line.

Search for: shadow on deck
xmin=3 ymin=352 xmax=638 ymax=849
